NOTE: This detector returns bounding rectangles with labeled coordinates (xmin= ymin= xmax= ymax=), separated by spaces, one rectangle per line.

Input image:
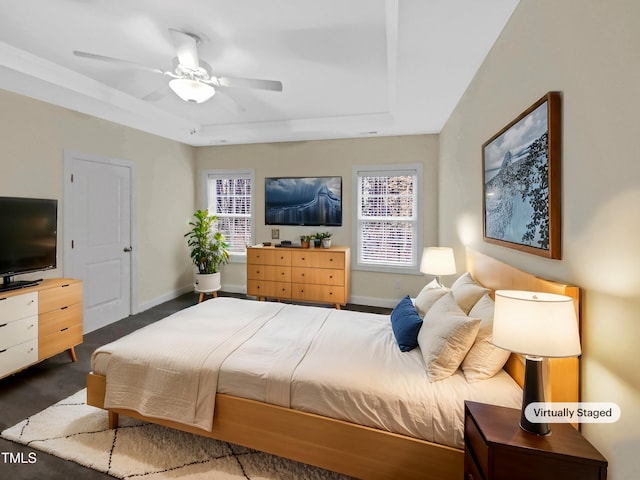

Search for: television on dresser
xmin=0 ymin=196 xmax=57 ymax=291
xmin=265 ymin=176 xmax=342 ymax=226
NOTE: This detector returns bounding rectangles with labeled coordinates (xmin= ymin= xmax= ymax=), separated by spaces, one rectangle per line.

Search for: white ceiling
xmin=0 ymin=0 xmax=519 ymax=147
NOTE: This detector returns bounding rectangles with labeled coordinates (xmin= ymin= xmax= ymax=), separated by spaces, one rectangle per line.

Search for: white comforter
xmin=92 ymin=297 xmax=521 ymax=448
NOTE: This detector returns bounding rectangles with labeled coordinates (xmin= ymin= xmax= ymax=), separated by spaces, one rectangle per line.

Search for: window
xmin=353 ymin=164 xmax=422 ymax=272
xmin=204 ymin=169 xmax=255 ymax=257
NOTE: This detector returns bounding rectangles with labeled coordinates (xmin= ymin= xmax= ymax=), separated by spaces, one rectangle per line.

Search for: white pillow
xmin=414 ymin=279 xmax=449 ymax=317
xmin=451 ymin=272 xmax=490 ymax=314
xmin=417 ymin=293 xmax=481 ymax=382
xmin=461 ymin=294 xmax=511 ymax=382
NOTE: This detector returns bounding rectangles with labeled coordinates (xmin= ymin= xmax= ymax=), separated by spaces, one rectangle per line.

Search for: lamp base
xmin=520 ymin=355 xmax=550 ymax=435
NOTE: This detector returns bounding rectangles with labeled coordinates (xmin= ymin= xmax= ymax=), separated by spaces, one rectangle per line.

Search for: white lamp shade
xmin=420 ymin=247 xmax=456 ymax=275
xmin=492 ymin=290 xmax=581 ymax=358
xmin=169 ymin=78 xmax=215 ymax=103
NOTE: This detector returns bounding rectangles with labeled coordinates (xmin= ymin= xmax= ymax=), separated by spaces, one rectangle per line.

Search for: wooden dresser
xmin=247 ymin=246 xmax=350 ymax=309
xmin=0 ymin=278 xmax=83 ymax=379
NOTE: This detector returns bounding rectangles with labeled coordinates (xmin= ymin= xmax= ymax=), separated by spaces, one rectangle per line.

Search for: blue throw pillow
xmin=390 ymin=295 xmax=423 ymax=352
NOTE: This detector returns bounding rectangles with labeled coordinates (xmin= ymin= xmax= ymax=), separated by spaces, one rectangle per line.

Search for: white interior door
xmin=64 ymin=152 xmax=134 ymax=333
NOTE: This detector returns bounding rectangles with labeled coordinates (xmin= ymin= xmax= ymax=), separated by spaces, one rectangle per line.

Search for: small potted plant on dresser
xmin=312 ymin=233 xmax=323 ymax=248
xmin=300 ymin=235 xmax=312 ymax=248
xmin=185 ymin=209 xmax=230 ymax=292
xmin=319 ymin=232 xmax=332 ymax=248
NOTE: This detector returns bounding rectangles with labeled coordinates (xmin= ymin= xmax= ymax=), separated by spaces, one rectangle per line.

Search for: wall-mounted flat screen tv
xmin=265 ymin=176 xmax=342 ymax=226
xmin=0 ymin=196 xmax=57 ymax=286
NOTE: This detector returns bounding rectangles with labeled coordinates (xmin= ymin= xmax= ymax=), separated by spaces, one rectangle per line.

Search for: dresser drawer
xmin=0 ymin=292 xmax=38 ymax=322
xmin=0 ymin=338 xmax=38 ymax=378
xmin=291 ymin=267 xmax=344 ymax=286
xmin=291 ymin=251 xmax=345 ymax=268
xmin=247 ymin=248 xmax=291 ymax=266
xmin=39 ymin=281 xmax=82 ymax=313
xmin=0 ymin=315 xmax=38 ymax=350
xmin=248 ymin=265 xmax=289 ymax=281
xmin=39 ymin=303 xmax=82 ymax=337
xmin=39 ymin=323 xmax=83 ymax=360
xmin=247 ymin=280 xmax=291 ymax=299
xmin=291 ymin=284 xmax=346 ymax=304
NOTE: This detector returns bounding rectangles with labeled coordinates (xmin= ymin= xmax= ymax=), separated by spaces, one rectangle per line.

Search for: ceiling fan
xmin=73 ymin=28 xmax=283 ymax=104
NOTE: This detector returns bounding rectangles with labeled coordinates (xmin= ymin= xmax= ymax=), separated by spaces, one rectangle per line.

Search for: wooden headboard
xmin=466 ymin=249 xmax=581 ymax=405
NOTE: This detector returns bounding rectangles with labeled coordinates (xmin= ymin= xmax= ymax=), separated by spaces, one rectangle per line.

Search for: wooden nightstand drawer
xmin=464 ymin=450 xmax=486 ymax=480
xmin=464 ymin=401 xmax=607 ymax=480
xmin=465 ymin=410 xmax=489 ymax=476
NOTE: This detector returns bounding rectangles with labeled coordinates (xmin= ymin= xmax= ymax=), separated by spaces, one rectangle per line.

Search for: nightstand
xmin=464 ymin=401 xmax=607 ymax=480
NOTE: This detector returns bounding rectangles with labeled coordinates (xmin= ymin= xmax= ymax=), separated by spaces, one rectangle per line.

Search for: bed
xmin=86 ymin=249 xmax=581 ymax=480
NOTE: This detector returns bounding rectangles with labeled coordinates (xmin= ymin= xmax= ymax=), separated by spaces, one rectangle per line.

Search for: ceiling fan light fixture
xmin=169 ymin=78 xmax=215 ymax=103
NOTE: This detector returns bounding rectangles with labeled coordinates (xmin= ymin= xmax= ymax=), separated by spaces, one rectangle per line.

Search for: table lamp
xmin=419 ymin=247 xmax=456 ymax=286
xmin=492 ymin=290 xmax=581 ymax=435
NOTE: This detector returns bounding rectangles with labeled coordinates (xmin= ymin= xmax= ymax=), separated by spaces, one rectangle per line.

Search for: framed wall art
xmin=482 ymin=92 xmax=562 ymax=259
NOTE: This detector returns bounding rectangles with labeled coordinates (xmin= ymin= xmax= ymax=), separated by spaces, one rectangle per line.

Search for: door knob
xmin=123 ymin=246 xmax=132 ymax=252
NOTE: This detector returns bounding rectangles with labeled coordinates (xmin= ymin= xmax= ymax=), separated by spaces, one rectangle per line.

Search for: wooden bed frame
xmin=86 ymin=249 xmax=581 ymax=480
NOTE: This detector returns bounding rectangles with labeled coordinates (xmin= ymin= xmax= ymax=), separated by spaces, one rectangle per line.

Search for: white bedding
xmin=92 ymin=297 xmax=521 ymax=448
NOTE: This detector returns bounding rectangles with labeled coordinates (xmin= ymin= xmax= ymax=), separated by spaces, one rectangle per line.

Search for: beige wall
xmin=0 ymin=89 xmax=197 ymax=309
xmin=439 ymin=1 xmax=640 ymax=477
xmin=195 ymin=135 xmax=440 ymax=305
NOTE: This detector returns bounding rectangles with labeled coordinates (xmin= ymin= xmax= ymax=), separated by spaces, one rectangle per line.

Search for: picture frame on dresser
xmin=482 ymin=92 xmax=562 ymax=259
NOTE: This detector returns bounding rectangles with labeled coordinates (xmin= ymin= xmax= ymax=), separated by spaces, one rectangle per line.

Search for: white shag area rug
xmin=1 ymin=389 xmax=352 ymax=480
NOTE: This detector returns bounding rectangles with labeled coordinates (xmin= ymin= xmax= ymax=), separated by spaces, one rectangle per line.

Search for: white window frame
xmin=352 ymin=163 xmax=423 ymax=274
xmin=203 ymin=169 xmax=255 ymax=262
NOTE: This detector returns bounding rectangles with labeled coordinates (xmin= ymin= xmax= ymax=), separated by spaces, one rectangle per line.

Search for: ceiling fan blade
xmin=73 ymin=50 xmax=166 ymax=75
xmin=168 ymin=28 xmax=200 ymax=70
xmin=213 ymin=76 xmax=283 ymax=92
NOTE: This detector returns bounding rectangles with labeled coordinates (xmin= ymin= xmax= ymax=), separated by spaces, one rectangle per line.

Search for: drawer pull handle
xmin=61 ymin=327 xmax=69 ymax=332
xmin=61 ymin=306 xmax=69 ymax=310
xmin=62 ymin=284 xmax=70 ymax=288
xmin=0 ymin=323 xmax=7 ymax=328
xmin=28 ymin=347 xmax=34 ymax=353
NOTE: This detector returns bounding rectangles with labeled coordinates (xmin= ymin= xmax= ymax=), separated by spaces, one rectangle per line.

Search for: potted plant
xmin=312 ymin=233 xmax=323 ymax=248
xmin=185 ymin=210 xmax=229 ymax=292
xmin=318 ymin=231 xmax=332 ymax=248
xmin=300 ymin=235 xmax=312 ymax=249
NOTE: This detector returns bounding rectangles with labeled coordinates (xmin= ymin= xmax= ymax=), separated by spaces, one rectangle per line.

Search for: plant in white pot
xmin=318 ymin=231 xmax=332 ymax=248
xmin=185 ymin=210 xmax=229 ymax=292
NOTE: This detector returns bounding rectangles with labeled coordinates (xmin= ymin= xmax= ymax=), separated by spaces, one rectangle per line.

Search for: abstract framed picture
xmin=482 ymin=92 xmax=562 ymax=259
